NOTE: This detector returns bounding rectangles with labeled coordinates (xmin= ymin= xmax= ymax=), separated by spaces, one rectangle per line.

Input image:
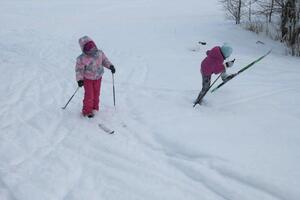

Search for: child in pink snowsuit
xmin=75 ymin=36 xmax=116 ymax=118
xmin=194 ymin=44 xmax=235 ymax=105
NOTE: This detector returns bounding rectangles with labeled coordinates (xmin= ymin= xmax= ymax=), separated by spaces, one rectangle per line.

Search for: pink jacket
xmin=201 ymin=46 xmax=225 ymax=76
xmin=75 ymin=36 xmax=112 ymax=81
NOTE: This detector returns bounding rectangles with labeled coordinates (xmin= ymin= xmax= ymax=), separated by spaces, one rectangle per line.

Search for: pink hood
xmin=79 ymin=36 xmax=97 ymax=52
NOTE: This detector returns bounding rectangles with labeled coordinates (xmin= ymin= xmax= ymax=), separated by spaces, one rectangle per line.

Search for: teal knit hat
xmin=221 ymin=43 xmax=233 ymax=58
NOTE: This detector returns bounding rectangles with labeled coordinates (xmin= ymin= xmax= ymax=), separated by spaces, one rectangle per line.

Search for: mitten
xmin=225 ymin=59 xmax=235 ymax=68
xmin=77 ymin=80 xmax=84 ymax=87
xmin=110 ymin=65 xmax=116 ymax=74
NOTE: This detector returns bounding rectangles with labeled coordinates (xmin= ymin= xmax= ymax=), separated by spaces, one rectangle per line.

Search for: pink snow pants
xmin=82 ymin=78 xmax=102 ymax=116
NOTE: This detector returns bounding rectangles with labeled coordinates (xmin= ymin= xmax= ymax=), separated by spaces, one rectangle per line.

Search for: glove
xmin=77 ymin=80 xmax=84 ymax=87
xmin=110 ymin=65 xmax=116 ymax=74
xmin=225 ymin=59 xmax=235 ymax=68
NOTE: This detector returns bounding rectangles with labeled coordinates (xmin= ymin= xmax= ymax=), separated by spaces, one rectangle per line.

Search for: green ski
xmin=211 ymin=50 xmax=272 ymax=93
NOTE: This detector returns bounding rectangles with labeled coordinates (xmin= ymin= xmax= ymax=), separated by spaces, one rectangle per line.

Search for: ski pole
xmin=209 ymin=74 xmax=221 ymax=89
xmin=193 ymin=74 xmax=221 ymax=107
xmin=62 ymin=87 xmax=80 ymax=109
xmin=112 ymin=74 xmax=116 ymax=107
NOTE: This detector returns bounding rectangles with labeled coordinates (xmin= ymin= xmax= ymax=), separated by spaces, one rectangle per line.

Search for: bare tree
xmin=254 ymin=0 xmax=277 ymax=22
xmin=249 ymin=0 xmax=252 ymax=21
xmin=281 ymin=0 xmax=300 ymax=55
xmin=220 ymin=0 xmax=300 ymax=56
xmin=269 ymin=0 xmax=275 ymax=22
xmin=220 ymin=0 xmax=245 ymax=24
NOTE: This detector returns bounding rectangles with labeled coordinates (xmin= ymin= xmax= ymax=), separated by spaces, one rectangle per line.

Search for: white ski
xmin=98 ymin=123 xmax=114 ymax=134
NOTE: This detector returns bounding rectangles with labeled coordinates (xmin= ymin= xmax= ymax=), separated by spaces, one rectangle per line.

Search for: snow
xmin=1 ymin=0 xmax=300 ymax=199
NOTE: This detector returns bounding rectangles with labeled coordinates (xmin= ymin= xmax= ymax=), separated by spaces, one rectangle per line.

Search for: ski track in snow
xmin=215 ymin=86 xmax=300 ymax=109
xmin=1 ymin=0 xmax=300 ymax=199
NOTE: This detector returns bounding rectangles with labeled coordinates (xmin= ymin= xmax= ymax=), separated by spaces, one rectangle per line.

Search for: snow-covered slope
xmin=1 ymin=0 xmax=300 ymax=199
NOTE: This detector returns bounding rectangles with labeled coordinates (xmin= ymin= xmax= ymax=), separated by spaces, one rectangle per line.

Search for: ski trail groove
xmin=216 ymin=87 xmax=300 ymax=108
